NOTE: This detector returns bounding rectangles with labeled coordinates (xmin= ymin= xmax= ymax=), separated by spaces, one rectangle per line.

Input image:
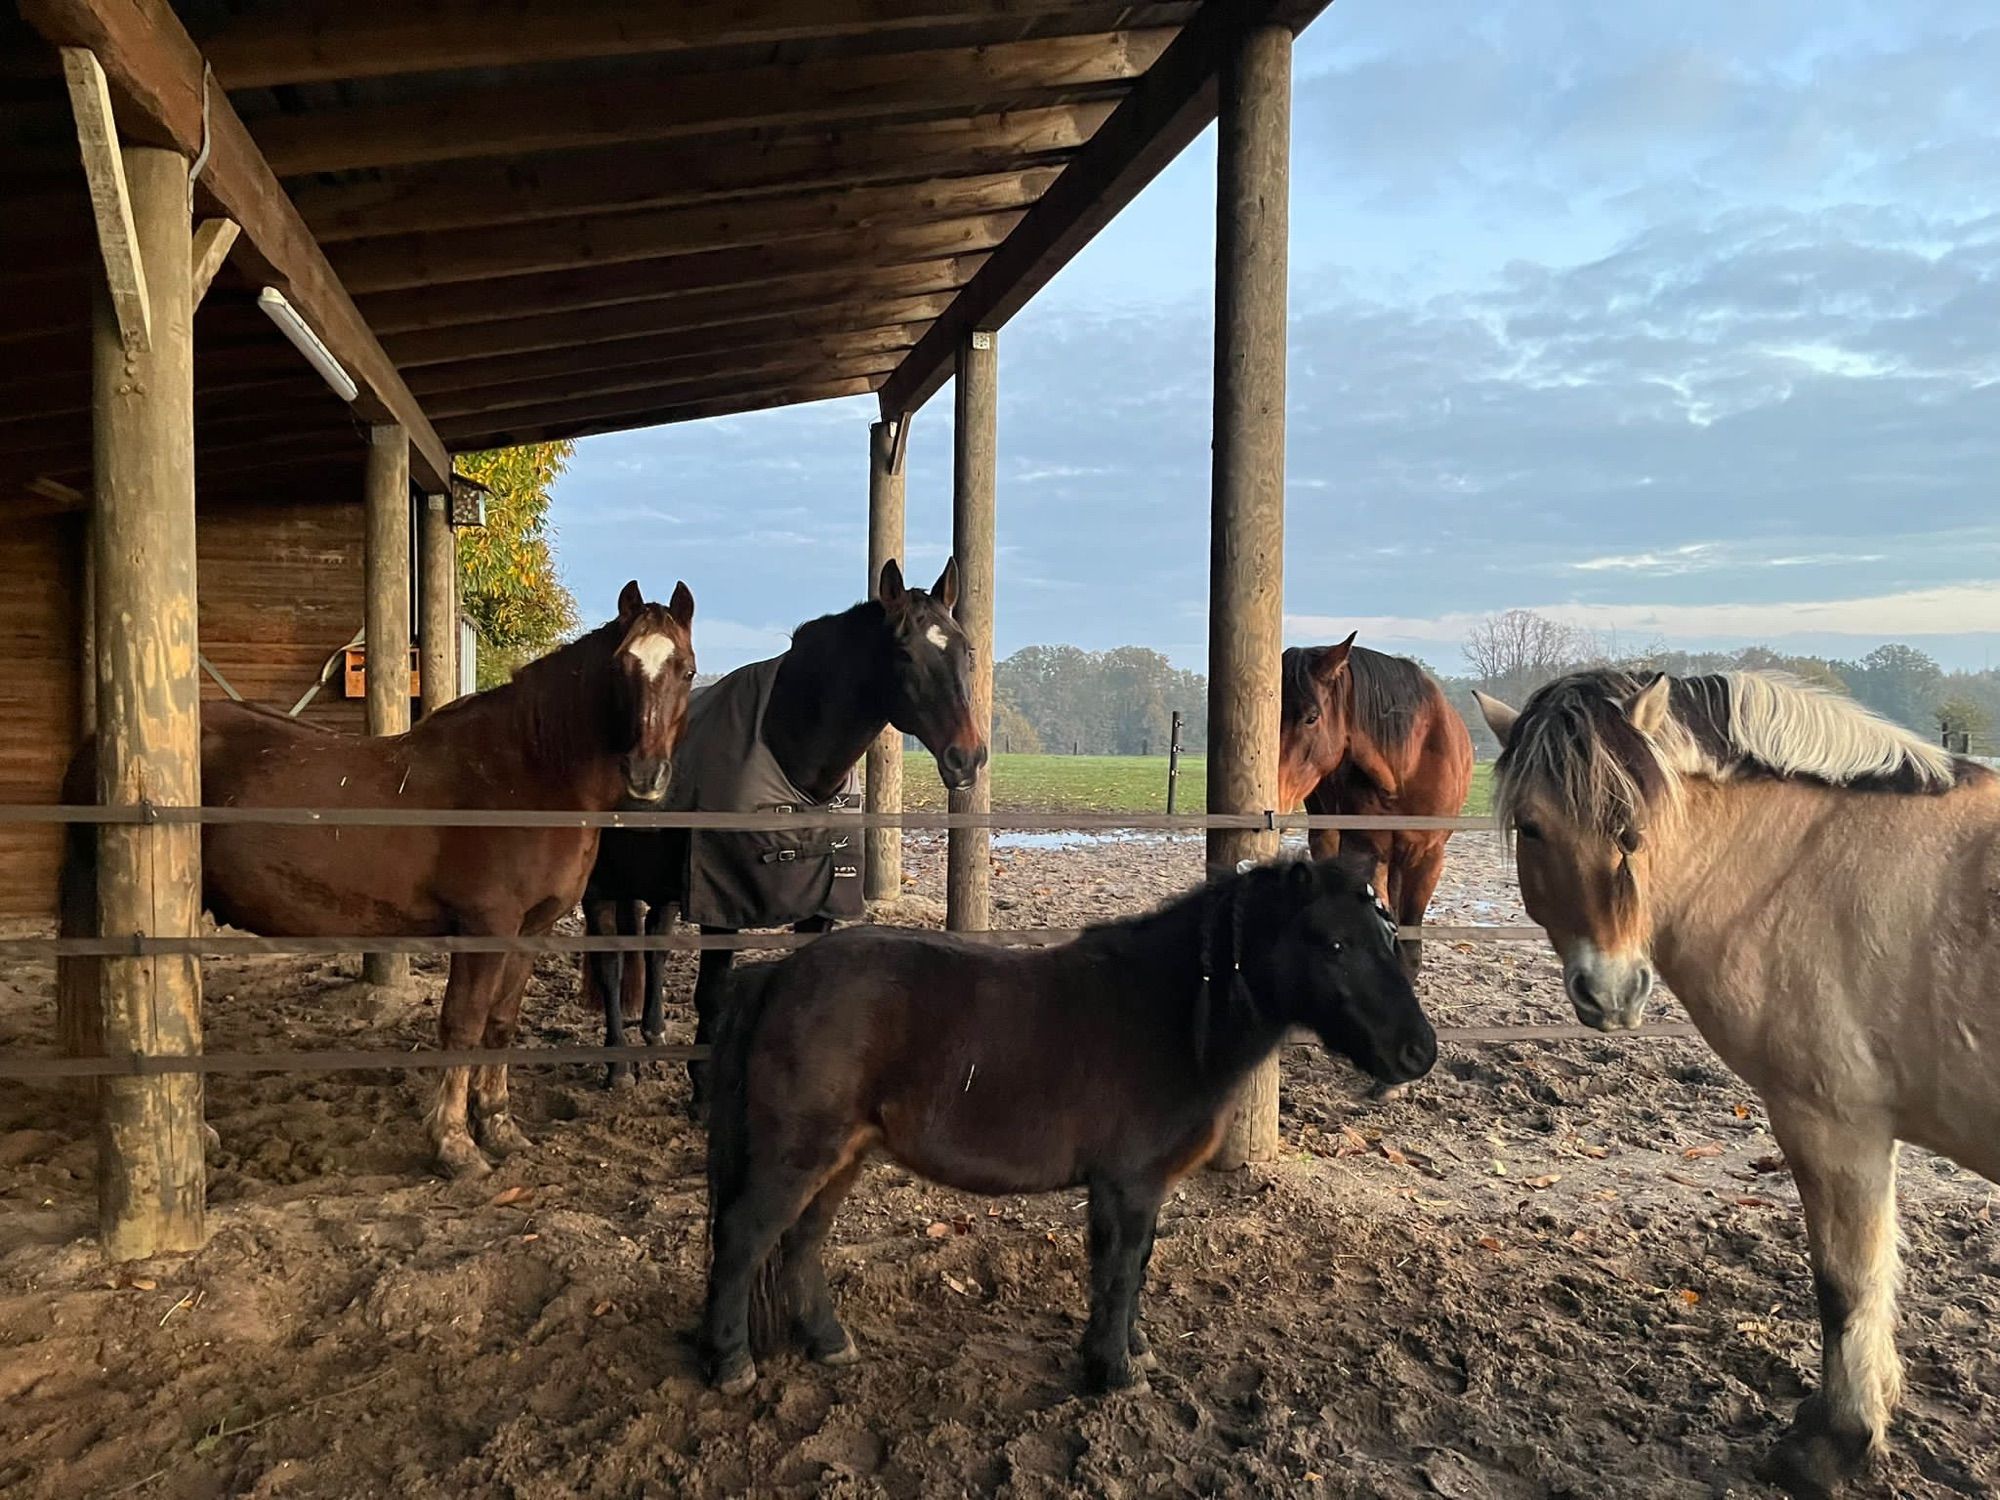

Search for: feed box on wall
xmin=343 ymin=646 xmax=421 ymax=701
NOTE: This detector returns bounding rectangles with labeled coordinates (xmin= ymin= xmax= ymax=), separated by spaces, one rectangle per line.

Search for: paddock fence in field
xmin=0 ymin=800 xmax=1706 ymax=1083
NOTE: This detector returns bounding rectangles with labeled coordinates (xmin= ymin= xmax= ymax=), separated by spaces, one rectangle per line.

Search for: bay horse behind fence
xmin=698 ymin=855 xmax=1437 ymax=1396
xmin=1477 ymin=669 xmax=1999 ymax=1498
xmin=580 ymin=558 xmax=986 ymax=1092
xmin=1279 ymin=635 xmax=1473 ymax=972
xmin=59 ymin=581 xmax=696 ymax=1180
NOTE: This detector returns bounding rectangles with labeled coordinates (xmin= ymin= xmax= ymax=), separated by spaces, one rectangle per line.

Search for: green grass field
xmin=898 ymin=753 xmax=1493 ymax=817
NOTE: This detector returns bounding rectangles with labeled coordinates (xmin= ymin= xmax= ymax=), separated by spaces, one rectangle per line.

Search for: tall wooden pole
xmin=864 ymin=418 xmax=906 ymax=901
xmin=90 ymin=145 xmax=205 ymax=1257
xmin=363 ymin=424 xmax=412 ymax=989
xmin=418 ymin=491 xmax=458 ymax=718
xmin=1207 ymin=23 xmax=1291 ymax=1170
xmin=946 ymin=333 xmax=996 ymax=931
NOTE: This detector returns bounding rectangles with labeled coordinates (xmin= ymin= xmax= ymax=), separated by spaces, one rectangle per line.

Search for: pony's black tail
xmin=703 ymin=959 xmax=793 ymax=1355
xmin=56 ymin=743 xmax=101 ymax=1091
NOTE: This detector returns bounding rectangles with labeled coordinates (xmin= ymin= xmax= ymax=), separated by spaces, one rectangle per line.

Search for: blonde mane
xmin=1494 ymin=669 xmax=1957 ymax=835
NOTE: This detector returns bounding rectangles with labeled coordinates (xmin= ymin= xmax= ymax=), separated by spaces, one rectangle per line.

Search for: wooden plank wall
xmin=197 ymin=495 xmax=368 ymax=734
xmin=0 ymin=515 xmax=83 ymax=926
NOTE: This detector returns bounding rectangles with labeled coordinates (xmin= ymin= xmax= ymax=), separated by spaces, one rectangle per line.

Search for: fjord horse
xmin=1477 ymin=670 xmax=1998 ymax=1498
xmin=699 ymin=857 xmax=1436 ymax=1396
xmin=1279 ymin=635 xmax=1473 ymax=972
xmin=581 ymin=558 xmax=986 ymax=1090
xmin=59 ymin=582 xmax=696 ymax=1179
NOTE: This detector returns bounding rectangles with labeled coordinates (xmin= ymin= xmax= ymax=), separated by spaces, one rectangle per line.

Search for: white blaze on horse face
xmin=924 ymin=624 xmax=950 ymax=650
xmin=626 ymin=631 xmax=679 ymax=680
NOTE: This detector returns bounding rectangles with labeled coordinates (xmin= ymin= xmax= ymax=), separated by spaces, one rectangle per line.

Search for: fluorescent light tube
xmin=257 ymin=286 xmax=359 ymax=404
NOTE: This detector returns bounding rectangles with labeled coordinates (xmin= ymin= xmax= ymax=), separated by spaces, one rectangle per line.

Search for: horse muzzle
xmin=935 ymin=741 xmax=986 ymax=794
xmin=1564 ymin=946 xmax=1654 ymax=1031
xmin=621 ymin=758 xmax=673 ymax=806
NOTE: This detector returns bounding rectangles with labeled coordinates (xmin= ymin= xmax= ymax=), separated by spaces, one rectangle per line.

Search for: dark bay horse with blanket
xmin=1278 ymin=634 xmax=1473 ymax=973
xmin=698 ymin=856 xmax=1437 ymax=1397
xmin=1477 ymin=670 xmax=1999 ymax=1497
xmin=581 ymin=558 xmax=986 ymax=1090
xmin=59 ymin=581 xmax=696 ymax=1179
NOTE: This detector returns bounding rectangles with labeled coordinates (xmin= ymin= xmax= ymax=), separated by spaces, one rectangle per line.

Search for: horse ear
xmin=1473 ymin=690 xmax=1519 ymax=746
xmin=1314 ymin=633 xmax=1357 ymax=685
xmin=878 ymin=559 xmax=906 ymax=607
xmin=1288 ymin=859 xmax=1316 ymax=893
xmin=1622 ymin=673 xmax=1672 ymax=737
xmin=931 ymin=557 xmax=959 ymax=612
xmin=617 ymin=580 xmax=643 ymax=626
xmin=668 ymin=580 xmax=695 ymax=629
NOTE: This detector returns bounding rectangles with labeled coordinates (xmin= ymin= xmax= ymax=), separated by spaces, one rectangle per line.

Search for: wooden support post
xmin=1207 ymin=23 xmax=1291 ymax=1171
xmin=89 ymin=145 xmax=203 ymax=1257
xmin=363 ymin=424 xmax=412 ymax=988
xmin=864 ymin=417 xmax=906 ymax=902
xmin=946 ymin=333 xmax=996 ymax=931
xmin=418 ymin=492 xmax=458 ymax=718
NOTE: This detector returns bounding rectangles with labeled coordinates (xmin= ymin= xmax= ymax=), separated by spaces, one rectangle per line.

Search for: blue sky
xmin=553 ymin=0 xmax=2000 ymax=676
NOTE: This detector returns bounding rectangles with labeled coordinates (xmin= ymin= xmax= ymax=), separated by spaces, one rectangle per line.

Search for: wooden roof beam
xmin=201 ymin=0 xmax=1120 ymax=90
xmin=295 ymin=103 xmax=1114 ymax=242
xmin=407 ymin=324 xmax=930 ymax=403
xmin=386 ymin=284 xmax=968 ymax=367
xmin=435 ymin=368 xmax=891 ymax=444
xmin=444 ymin=377 xmax=885 ymax=450
xmin=255 ymin=30 xmax=1171 ymax=179
xmin=879 ymin=0 xmax=1332 ymax=418
xmin=359 ymin=221 xmax=1018 ymax=334
xmin=334 ymin=169 xmax=1058 ymax=295
xmin=18 ymin=0 xmax=451 ymax=490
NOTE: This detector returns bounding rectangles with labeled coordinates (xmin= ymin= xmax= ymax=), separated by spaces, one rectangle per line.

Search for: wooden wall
xmin=0 ymin=494 xmax=372 ymax=924
xmin=197 ymin=495 xmax=369 ymax=735
xmin=0 ymin=514 xmax=84 ymax=926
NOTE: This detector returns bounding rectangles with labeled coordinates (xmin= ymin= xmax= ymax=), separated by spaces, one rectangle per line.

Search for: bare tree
xmin=1462 ymin=610 xmax=1601 ymax=698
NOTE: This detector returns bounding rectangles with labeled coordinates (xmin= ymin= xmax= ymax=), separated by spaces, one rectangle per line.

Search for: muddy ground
xmin=0 ymin=832 xmax=1995 ymax=1499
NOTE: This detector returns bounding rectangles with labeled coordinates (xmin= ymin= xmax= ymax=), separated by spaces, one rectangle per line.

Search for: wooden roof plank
xmin=358 ymin=221 xmax=1019 ymax=334
xmin=203 ymin=0 xmax=1118 ymax=89
xmin=334 ymin=169 xmax=1058 ymax=294
xmin=880 ymin=0 xmax=1331 ymax=417
xmin=436 ymin=369 xmax=889 ymax=444
xmin=444 ymin=377 xmax=885 ymax=450
xmin=255 ymin=30 xmax=1171 ymax=178
xmin=18 ymin=0 xmax=452 ymax=489
xmin=386 ymin=285 xmax=968 ymax=367
xmin=294 ymin=103 xmax=1114 ymax=241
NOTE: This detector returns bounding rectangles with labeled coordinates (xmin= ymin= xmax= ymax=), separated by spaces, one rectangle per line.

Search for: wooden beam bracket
xmin=59 ymin=46 xmax=150 ymax=354
xmin=189 ymin=217 xmax=240 ymax=308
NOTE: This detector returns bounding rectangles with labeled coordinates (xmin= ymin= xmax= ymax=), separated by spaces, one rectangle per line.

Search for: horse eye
xmin=1517 ymin=822 xmax=1543 ymax=842
xmin=1304 ymin=709 xmax=1321 ymax=725
xmin=1617 ymin=826 xmax=1643 ymax=855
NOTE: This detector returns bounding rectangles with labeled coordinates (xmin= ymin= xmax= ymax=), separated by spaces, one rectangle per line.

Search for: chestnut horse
xmin=581 ymin=558 xmax=986 ymax=1092
xmin=699 ymin=856 xmax=1436 ymax=1397
xmin=59 ymin=581 xmax=696 ymax=1179
xmin=1278 ymin=635 xmax=1473 ymax=972
xmin=1478 ymin=670 xmax=1998 ymax=1497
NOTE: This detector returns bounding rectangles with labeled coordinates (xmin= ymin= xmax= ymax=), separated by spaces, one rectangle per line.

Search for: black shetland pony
xmin=582 ymin=558 xmax=985 ymax=1088
xmin=698 ymin=857 xmax=1438 ymax=1397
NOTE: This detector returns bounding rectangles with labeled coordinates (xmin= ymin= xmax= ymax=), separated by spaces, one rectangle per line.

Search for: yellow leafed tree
xmin=454 ymin=443 xmax=581 ymax=688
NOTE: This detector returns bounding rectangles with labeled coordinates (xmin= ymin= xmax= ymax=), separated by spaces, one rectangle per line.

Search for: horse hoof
xmin=604 ymin=1064 xmax=636 ymax=1092
xmin=1757 ymin=1398 xmax=1873 ymax=1499
xmin=477 ymin=1115 xmax=531 ymax=1158
xmin=1370 ymin=1081 xmax=1411 ymax=1103
xmin=1132 ymin=1348 xmax=1159 ymax=1373
xmin=711 ymin=1355 xmax=757 ymax=1397
xmin=1083 ymin=1358 xmax=1148 ymax=1396
xmin=813 ymin=1333 xmax=861 ymax=1367
xmin=434 ymin=1138 xmax=492 ymax=1181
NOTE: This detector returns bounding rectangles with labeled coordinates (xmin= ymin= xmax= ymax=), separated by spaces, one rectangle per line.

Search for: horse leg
xmin=470 ymin=952 xmax=537 ymax=1158
xmin=778 ymin=1156 xmax=866 ymax=1365
xmin=1126 ymin=1213 xmax=1161 ymax=1372
xmin=585 ymin=897 xmax=635 ymax=1091
xmin=425 ymin=953 xmax=504 ymax=1178
xmin=1759 ymin=1103 xmax=1900 ymax=1498
xmin=687 ymin=935 xmax=735 ymax=1111
xmin=701 ymin=1141 xmax=851 ymax=1395
xmin=1081 ymin=1176 xmax=1165 ymax=1393
xmin=1394 ymin=836 xmax=1449 ymax=977
xmin=641 ymin=901 xmax=674 ymax=1056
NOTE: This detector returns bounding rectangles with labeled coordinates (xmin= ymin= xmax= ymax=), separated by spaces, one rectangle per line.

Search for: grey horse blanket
xmin=665 ymin=654 xmax=862 ymax=929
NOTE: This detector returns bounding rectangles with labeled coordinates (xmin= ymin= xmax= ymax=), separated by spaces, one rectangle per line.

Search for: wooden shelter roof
xmin=2 ymin=0 xmax=1328 ymax=502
